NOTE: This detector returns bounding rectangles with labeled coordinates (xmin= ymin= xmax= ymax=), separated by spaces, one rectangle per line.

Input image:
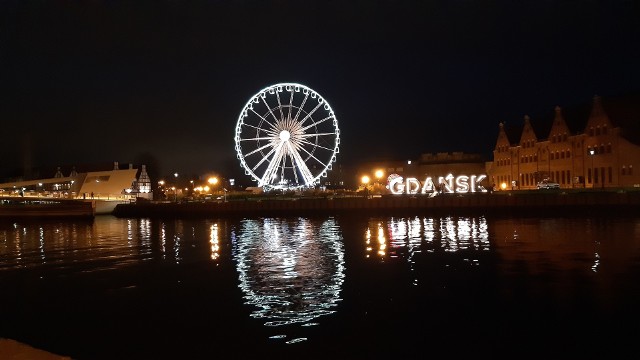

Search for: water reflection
xmin=0 ymin=217 xmax=224 ymax=272
xmin=365 ymin=216 xmax=490 ymax=259
xmin=1 ymin=215 xmax=640 ymax=358
xmin=231 ymin=217 xmax=345 ymax=343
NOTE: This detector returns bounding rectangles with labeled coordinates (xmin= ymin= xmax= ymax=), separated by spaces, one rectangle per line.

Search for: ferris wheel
xmin=234 ymin=83 xmax=340 ymax=191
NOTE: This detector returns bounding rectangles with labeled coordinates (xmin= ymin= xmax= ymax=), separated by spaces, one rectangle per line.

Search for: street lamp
xmin=589 ymin=148 xmax=595 ymax=188
xmin=361 ymin=175 xmax=370 ymax=198
xmin=375 ymin=169 xmax=384 ymax=183
xmin=173 ymin=173 xmax=179 ymax=202
xmin=208 ymin=177 xmax=219 ymax=196
xmin=374 ymin=169 xmax=384 ymax=194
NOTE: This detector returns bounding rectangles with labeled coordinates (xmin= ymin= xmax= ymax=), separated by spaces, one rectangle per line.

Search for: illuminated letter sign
xmin=387 ymin=174 xmax=487 ymax=196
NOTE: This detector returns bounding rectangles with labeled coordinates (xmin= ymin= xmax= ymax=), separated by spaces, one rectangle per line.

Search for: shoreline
xmin=112 ymin=190 xmax=640 ymax=218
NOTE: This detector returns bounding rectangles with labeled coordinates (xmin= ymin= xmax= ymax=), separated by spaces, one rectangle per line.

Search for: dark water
xmin=1 ymin=214 xmax=640 ymax=359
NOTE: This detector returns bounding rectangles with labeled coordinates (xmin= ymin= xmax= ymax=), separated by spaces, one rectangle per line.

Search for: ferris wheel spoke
xmin=296 ymin=138 xmax=335 ymax=152
xmin=276 ymin=91 xmax=284 ymax=122
xmin=253 ymin=142 xmax=281 ymax=175
xmin=287 ymin=89 xmax=295 ymax=120
xmin=240 ymin=136 xmax=276 ymax=142
xmin=298 ymin=132 xmax=337 ymax=138
xmin=259 ymin=143 xmax=287 ymax=186
xmin=250 ymin=108 xmax=278 ymax=132
xmin=300 ymin=115 xmax=333 ymax=132
xmin=243 ymin=122 xmax=278 ymax=137
xmin=286 ymin=142 xmax=315 ymax=185
xmin=244 ymin=141 xmax=278 ymax=158
xmin=260 ymin=95 xmax=280 ymax=124
xmin=297 ymin=101 xmax=323 ymax=128
xmin=296 ymin=144 xmax=330 ymax=168
xmin=292 ymin=92 xmax=310 ymax=123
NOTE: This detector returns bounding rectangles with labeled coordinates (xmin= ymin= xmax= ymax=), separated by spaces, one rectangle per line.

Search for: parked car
xmin=537 ymin=180 xmax=560 ymax=189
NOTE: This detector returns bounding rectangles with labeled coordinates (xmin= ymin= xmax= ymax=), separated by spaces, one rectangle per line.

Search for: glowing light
xmin=235 ymin=83 xmax=340 ymax=191
xmin=389 ymin=174 xmax=488 ymax=195
xmin=500 ymin=182 xmax=507 ymax=190
xmin=361 ymin=175 xmax=370 ymax=185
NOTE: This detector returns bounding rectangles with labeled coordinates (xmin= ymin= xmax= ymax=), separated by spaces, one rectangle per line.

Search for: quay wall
xmin=112 ymin=191 xmax=640 ymax=218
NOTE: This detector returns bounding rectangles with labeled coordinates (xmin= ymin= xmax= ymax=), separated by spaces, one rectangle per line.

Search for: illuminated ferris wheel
xmin=234 ymin=83 xmax=340 ymax=191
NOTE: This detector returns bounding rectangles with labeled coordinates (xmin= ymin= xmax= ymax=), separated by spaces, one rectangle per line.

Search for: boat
xmin=0 ymin=197 xmax=96 ymax=219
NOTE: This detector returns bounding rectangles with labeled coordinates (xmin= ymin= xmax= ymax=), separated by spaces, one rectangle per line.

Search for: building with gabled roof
xmin=489 ymin=94 xmax=640 ymax=190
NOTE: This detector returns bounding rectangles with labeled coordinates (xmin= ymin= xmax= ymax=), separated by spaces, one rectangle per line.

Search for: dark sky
xmin=2 ymin=0 xmax=639 ymax=181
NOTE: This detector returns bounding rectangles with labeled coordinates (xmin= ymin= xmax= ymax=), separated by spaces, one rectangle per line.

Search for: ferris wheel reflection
xmin=231 ymin=217 xmax=345 ymax=341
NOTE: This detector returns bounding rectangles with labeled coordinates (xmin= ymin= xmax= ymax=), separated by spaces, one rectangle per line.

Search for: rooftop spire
xmin=590 ymin=95 xmax=605 ymax=118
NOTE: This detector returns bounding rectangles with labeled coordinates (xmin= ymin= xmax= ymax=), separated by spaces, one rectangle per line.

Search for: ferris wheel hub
xmin=280 ymin=130 xmax=291 ymax=142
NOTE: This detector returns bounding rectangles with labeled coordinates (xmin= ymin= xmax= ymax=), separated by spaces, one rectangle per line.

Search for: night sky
xmin=2 ymin=0 xmax=639 ymax=182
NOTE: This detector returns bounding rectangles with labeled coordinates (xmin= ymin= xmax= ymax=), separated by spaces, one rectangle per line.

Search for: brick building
xmin=489 ymin=94 xmax=640 ymax=190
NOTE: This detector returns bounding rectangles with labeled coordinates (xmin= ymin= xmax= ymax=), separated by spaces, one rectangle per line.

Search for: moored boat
xmin=0 ymin=197 xmax=96 ymax=219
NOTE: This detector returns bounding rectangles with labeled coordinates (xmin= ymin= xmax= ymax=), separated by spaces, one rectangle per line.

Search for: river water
xmin=1 ymin=213 xmax=639 ymax=359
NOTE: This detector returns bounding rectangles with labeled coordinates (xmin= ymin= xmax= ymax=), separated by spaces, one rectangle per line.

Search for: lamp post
xmin=589 ymin=148 xmax=595 ymax=188
xmin=361 ymin=175 xmax=370 ymax=199
xmin=173 ymin=173 xmax=179 ymax=202
xmin=208 ymin=177 xmax=219 ymax=198
xmin=374 ymin=169 xmax=384 ymax=194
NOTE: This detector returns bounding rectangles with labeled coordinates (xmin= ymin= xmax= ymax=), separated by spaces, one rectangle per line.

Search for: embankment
xmin=112 ymin=191 xmax=640 ymax=218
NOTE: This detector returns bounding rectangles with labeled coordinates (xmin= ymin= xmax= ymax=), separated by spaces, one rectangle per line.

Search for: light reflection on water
xmin=231 ymin=217 xmax=345 ymax=343
xmin=1 ymin=215 xmax=640 ymax=358
xmin=365 ymin=216 xmax=490 ymax=259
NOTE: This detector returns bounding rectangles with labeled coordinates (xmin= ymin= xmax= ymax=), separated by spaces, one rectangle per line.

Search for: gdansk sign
xmin=388 ymin=174 xmax=488 ymax=196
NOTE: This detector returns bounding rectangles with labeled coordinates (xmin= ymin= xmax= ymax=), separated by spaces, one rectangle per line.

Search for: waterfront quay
xmin=112 ymin=189 xmax=640 ymax=218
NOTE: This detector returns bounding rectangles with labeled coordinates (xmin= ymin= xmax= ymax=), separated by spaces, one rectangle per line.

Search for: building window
xmin=607 ymin=143 xmax=612 ymax=153
xmin=602 ymin=125 xmax=607 ymax=134
xmin=622 ymin=166 xmax=627 ymax=175
xmin=599 ymin=144 xmax=604 ymax=154
xmin=608 ymin=167 xmax=612 ymax=183
xmin=596 ymin=126 xmax=601 ymax=136
xmin=589 ymin=127 xmax=594 ymax=136
xmin=630 ymin=165 xmax=633 ymax=175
